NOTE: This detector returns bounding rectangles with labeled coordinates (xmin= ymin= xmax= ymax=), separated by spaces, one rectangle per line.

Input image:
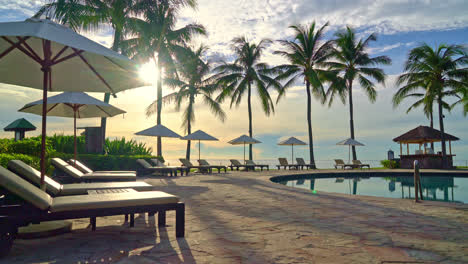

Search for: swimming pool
xmin=274 ymin=176 xmax=468 ymax=203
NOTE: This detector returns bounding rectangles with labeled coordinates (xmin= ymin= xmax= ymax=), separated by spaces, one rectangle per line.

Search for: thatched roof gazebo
xmin=393 ymin=125 xmax=459 ymax=169
xmin=3 ymin=118 xmax=36 ymax=141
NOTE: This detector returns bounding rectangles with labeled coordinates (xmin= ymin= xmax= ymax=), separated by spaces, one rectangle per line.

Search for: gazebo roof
xmin=393 ymin=125 xmax=459 ymax=144
xmin=3 ymin=118 xmax=36 ymax=132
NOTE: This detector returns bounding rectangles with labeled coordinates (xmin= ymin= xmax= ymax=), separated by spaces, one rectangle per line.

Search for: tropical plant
xmin=326 ymin=26 xmax=391 ymax=161
xmin=273 ymin=22 xmax=335 ymax=168
xmin=395 ymin=43 xmax=468 ymax=167
xmin=452 ymin=85 xmax=468 ymax=116
xmin=104 ymin=137 xmax=153 ymax=155
xmin=213 ymin=37 xmax=281 ymax=160
xmin=35 ymin=0 xmax=143 ymax=143
xmin=121 ymin=0 xmax=205 ymax=157
xmin=146 ymin=45 xmax=225 ymax=160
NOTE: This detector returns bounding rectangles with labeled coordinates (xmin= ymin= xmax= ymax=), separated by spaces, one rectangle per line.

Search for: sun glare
xmin=138 ymin=61 xmax=158 ymax=85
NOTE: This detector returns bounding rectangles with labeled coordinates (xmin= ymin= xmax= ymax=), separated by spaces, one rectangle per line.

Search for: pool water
xmin=278 ymin=176 xmax=468 ymax=203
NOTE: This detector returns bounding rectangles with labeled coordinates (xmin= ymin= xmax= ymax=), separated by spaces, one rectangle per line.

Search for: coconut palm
xmin=396 ymin=43 xmax=468 ymax=167
xmin=213 ymin=37 xmax=281 ymax=160
xmin=146 ymin=45 xmax=225 ymax=160
xmin=272 ymin=22 xmax=336 ymax=168
xmin=122 ymin=0 xmax=206 ymax=156
xmin=326 ymin=27 xmax=391 ymax=161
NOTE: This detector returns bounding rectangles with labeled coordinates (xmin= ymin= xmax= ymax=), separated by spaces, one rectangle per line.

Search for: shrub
xmin=48 ymin=134 xmax=86 ymax=154
xmin=381 ymin=159 xmax=399 ymax=169
xmin=0 ymin=153 xmax=40 ymax=169
xmin=50 ymin=152 xmax=163 ymax=171
xmin=104 ymin=137 xmax=152 ymax=155
xmin=5 ymin=138 xmax=54 ymax=157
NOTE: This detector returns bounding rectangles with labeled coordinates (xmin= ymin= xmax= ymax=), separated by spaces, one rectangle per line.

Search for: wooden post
xmin=400 ymin=143 xmax=402 ymax=155
xmin=449 ymin=140 xmax=452 ymax=155
xmin=413 ymin=160 xmax=423 ymax=202
xmin=407 ymin=143 xmax=409 ymax=155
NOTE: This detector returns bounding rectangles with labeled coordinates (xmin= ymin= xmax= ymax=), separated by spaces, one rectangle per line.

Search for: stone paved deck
xmin=2 ymin=169 xmax=468 ymax=263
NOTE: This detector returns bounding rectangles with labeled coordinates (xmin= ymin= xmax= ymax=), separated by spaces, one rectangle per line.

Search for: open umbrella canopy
xmin=336 ymin=138 xmax=365 ymax=162
xmin=181 ymin=130 xmax=218 ymax=161
xmin=336 ymin=138 xmax=365 ymax=146
xmin=228 ymin=135 xmax=261 ymax=163
xmin=278 ymin=137 xmax=307 ymax=146
xmin=135 ymin=124 xmax=181 ymax=138
xmin=0 ymin=18 xmax=144 ymax=93
xmin=278 ymin=137 xmax=307 ymax=163
xmin=228 ymin=135 xmax=261 ymax=145
xmin=0 ymin=18 xmax=144 ymax=188
xmin=181 ymin=130 xmax=218 ymax=141
xmin=19 ymin=92 xmax=126 ymax=117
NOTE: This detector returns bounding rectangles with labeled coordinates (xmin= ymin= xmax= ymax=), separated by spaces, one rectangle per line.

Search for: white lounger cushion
xmin=0 ymin=166 xmax=52 ymax=210
xmin=69 ymin=159 xmax=136 ymax=174
xmin=8 ymin=160 xmax=62 ymax=196
xmin=52 ymin=158 xmax=86 ymax=179
xmin=52 ymin=158 xmax=136 ymax=180
xmin=60 ymin=182 xmax=154 ymax=195
xmin=51 ymin=191 xmax=179 ymax=212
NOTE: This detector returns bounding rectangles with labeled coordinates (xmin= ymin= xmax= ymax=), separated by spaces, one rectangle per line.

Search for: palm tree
xmin=146 ymin=45 xmax=225 ymax=160
xmin=273 ymin=22 xmax=335 ymax=168
xmin=326 ymin=27 xmax=391 ymax=161
xmin=396 ymin=43 xmax=468 ymax=167
xmin=122 ymin=0 xmax=206 ymax=157
xmin=213 ymin=37 xmax=281 ymax=160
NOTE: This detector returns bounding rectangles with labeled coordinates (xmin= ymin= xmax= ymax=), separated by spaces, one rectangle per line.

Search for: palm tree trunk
xmin=430 ymin=111 xmax=434 ymax=150
xmin=248 ymin=81 xmax=253 ymax=161
xmin=305 ymin=81 xmax=316 ymax=168
xmin=348 ymin=79 xmax=357 ymax=160
xmin=186 ymin=119 xmax=191 ymax=160
xmin=155 ymin=56 xmax=163 ymax=157
xmin=100 ymin=29 xmax=122 ymax=153
xmin=438 ymin=97 xmax=447 ymax=168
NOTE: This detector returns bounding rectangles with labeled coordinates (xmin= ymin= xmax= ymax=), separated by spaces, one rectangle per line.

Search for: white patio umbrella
xmin=278 ymin=137 xmax=307 ymax=164
xmin=19 ymin=92 xmax=126 ymax=163
xmin=180 ymin=130 xmax=218 ymax=161
xmin=135 ymin=125 xmax=181 ymax=156
xmin=336 ymin=138 xmax=365 ymax=163
xmin=228 ymin=135 xmax=261 ymax=164
xmin=0 ymin=18 xmax=144 ymax=188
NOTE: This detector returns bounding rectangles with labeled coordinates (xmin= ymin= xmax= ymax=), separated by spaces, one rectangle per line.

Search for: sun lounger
xmin=334 ymin=159 xmax=355 ymax=169
xmin=296 ymin=158 xmax=315 ymax=169
xmin=150 ymin=159 xmax=165 ymax=167
xmin=229 ymin=159 xmax=255 ymax=171
xmin=0 ymin=166 xmax=185 ymax=256
xmin=51 ymin=158 xmax=136 ymax=182
xmin=276 ymin=158 xmax=300 ymax=170
xmin=246 ymin=160 xmax=269 ymax=171
xmin=8 ymin=160 xmax=154 ymax=196
xmin=137 ymin=159 xmax=188 ymax=177
xmin=198 ymin=160 xmax=227 ymax=173
xmin=179 ymin=158 xmax=212 ymax=173
xmin=68 ymin=159 xmax=136 ymax=175
xmin=352 ymin=160 xmax=370 ymax=169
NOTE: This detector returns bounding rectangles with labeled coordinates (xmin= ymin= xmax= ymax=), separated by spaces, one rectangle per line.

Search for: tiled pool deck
xmin=3 ymin=169 xmax=468 ymax=263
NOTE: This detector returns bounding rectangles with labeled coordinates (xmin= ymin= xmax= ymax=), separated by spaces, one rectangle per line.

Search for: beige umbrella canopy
xmin=278 ymin=137 xmax=307 ymax=163
xmin=0 ymin=18 xmax=144 ymax=188
xmin=228 ymin=135 xmax=262 ymax=164
xmin=180 ymin=130 xmax=218 ymax=161
xmin=19 ymin=92 xmax=126 ymax=163
xmin=336 ymin=138 xmax=365 ymax=163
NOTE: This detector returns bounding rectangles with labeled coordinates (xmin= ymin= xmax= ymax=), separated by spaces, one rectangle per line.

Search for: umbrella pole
xmin=39 ymin=40 xmax=52 ymax=191
xmin=243 ymin=143 xmax=246 ymax=164
xmin=74 ymin=110 xmax=77 ymax=167
xmin=199 ymin=139 xmax=201 ymax=161
xmin=292 ymin=145 xmax=294 ymax=164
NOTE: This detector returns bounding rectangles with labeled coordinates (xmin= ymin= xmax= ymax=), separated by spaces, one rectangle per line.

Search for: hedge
xmin=51 ymin=153 xmax=163 ymax=171
xmin=0 ymin=138 xmax=54 ymax=156
xmin=0 ymin=153 xmax=40 ymax=169
xmin=380 ymin=159 xmax=400 ymax=169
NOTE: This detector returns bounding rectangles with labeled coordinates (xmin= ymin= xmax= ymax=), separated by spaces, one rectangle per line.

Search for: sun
xmin=138 ymin=61 xmax=158 ymax=85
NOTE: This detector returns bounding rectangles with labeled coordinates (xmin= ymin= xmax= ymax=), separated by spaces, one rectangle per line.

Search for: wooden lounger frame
xmin=0 ymin=189 xmax=185 ymax=256
xmin=137 ymin=166 xmax=189 ymax=177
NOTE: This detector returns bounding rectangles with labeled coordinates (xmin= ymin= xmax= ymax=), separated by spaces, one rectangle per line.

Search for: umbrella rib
xmin=51 ymin=49 xmax=84 ymax=66
xmin=95 ymin=105 xmax=112 ymax=117
xmin=19 ymin=37 xmax=42 ymax=62
xmin=46 ymin=103 xmax=60 ymax=114
xmin=72 ymin=48 xmax=116 ymax=96
xmin=0 ymin=36 xmax=29 ymax=59
xmin=1 ymin=36 xmax=41 ymax=63
xmin=51 ymin=46 xmax=69 ymax=62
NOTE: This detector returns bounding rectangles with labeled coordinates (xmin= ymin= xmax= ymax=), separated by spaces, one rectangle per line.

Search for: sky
xmin=0 ymin=0 xmax=467 ymax=167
